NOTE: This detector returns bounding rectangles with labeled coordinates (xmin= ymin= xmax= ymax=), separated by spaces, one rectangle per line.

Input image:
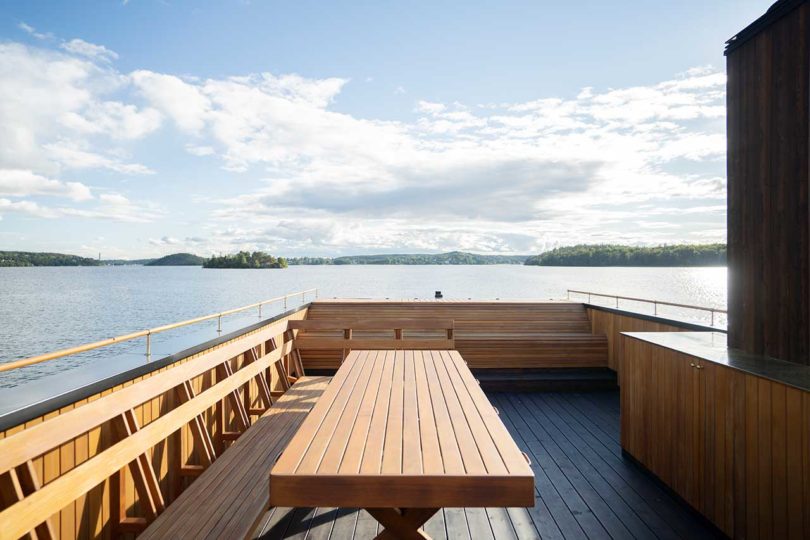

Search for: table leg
xmin=367 ymin=507 xmax=439 ymax=540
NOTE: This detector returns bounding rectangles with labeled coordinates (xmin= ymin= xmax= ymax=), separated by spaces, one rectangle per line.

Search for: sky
xmin=0 ymin=0 xmax=773 ymax=258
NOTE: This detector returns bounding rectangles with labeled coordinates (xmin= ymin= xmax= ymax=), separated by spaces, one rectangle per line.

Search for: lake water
xmin=0 ymin=265 xmax=726 ymax=393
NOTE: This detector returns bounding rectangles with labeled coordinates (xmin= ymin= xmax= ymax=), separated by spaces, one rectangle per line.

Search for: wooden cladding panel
xmin=621 ymin=336 xmax=810 ymax=539
xmin=0 ymin=308 xmax=306 ymax=540
xmin=299 ymin=301 xmax=607 ymax=370
xmin=587 ymin=308 xmax=690 ymax=381
xmin=727 ymin=2 xmax=810 ymax=365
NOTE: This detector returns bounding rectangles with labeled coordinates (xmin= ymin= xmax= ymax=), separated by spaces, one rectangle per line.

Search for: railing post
xmin=315 ymin=288 xmax=319 ymax=299
xmin=587 ymin=293 xmax=591 ymax=303
xmin=284 ymin=296 xmax=288 ymax=310
xmin=654 ymin=302 xmax=658 ymax=315
xmin=145 ymin=332 xmax=151 ymax=360
xmin=258 ymin=303 xmax=262 ymax=318
xmin=711 ymin=311 xmax=715 ymax=327
xmin=567 ymin=290 xmax=570 ymax=300
xmin=217 ymin=314 xmax=222 ymax=333
xmin=616 ymin=296 xmax=619 ymax=308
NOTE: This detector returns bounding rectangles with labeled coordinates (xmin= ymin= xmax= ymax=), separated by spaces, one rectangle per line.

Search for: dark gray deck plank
xmin=536 ymin=393 xmax=716 ymax=539
xmin=485 ymin=507 xmax=517 ymax=539
xmin=504 ymin=507 xmax=541 ymax=540
xmin=465 ymin=508 xmax=495 ymax=540
xmin=328 ymin=508 xmax=357 ymax=540
xmin=507 ymin=394 xmax=631 ymax=539
xmin=424 ymin=508 xmax=448 ymax=540
xmin=444 ymin=508 xmax=471 ymax=540
xmin=513 ymin=393 xmax=656 ymax=540
xmin=252 ymin=390 xmax=720 ymax=540
xmin=491 ymin=394 xmax=584 ymax=540
xmin=499 ymin=395 xmax=611 ymax=539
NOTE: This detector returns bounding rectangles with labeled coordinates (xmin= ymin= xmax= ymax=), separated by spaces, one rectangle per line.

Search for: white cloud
xmin=130 ymin=71 xmax=211 ymax=133
xmin=0 ymin=33 xmax=729 ymax=252
xmin=149 ymin=235 xmax=180 ymax=246
xmin=0 ymin=169 xmax=92 ymax=201
xmin=18 ymin=22 xmax=52 ymax=41
xmin=44 ymin=142 xmax=154 ymax=174
xmin=185 ymin=144 xmax=215 ymax=156
xmin=60 ymin=39 xmax=119 ymax=62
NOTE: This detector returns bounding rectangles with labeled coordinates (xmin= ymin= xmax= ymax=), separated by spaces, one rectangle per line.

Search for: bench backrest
xmin=0 ymin=316 xmax=299 ymax=540
xmin=289 ymin=318 xmax=455 ymax=350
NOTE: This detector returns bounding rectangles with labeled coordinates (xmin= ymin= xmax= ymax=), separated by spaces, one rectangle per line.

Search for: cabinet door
xmin=699 ymin=362 xmax=738 ymax=537
xmin=670 ymin=350 xmax=700 ymax=509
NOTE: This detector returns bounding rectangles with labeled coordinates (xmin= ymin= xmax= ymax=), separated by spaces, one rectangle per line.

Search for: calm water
xmin=0 ymin=265 xmax=726 ymax=390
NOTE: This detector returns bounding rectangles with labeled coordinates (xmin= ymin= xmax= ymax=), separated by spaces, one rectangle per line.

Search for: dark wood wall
xmin=727 ymin=1 xmax=810 ymax=365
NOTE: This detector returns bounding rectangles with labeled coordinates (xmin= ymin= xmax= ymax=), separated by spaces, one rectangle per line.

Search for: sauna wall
xmin=726 ymin=1 xmax=810 ymax=365
xmin=0 ymin=307 xmax=307 ymax=540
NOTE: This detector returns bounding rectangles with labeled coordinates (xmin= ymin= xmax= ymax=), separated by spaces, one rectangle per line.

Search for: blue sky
xmin=0 ymin=0 xmax=771 ymax=258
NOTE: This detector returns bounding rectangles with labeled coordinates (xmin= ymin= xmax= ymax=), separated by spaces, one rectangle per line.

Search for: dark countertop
xmin=622 ymin=331 xmax=810 ymax=393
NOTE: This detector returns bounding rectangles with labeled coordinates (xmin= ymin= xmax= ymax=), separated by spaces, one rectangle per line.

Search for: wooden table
xmin=269 ymin=350 xmax=534 ymax=539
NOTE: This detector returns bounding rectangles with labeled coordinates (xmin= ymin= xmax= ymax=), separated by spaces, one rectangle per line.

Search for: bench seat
xmin=139 ymin=376 xmax=330 ymax=540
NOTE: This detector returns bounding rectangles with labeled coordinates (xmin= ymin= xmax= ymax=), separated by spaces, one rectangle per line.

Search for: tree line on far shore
xmin=524 ymin=244 xmax=726 ymax=267
xmin=1 ymin=244 xmax=728 ymax=268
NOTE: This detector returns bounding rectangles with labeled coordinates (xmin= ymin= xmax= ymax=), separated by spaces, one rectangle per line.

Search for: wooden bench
xmin=0 ymin=316 xmax=305 ymax=540
xmin=139 ymin=376 xmax=329 ymax=540
xmin=297 ymin=301 xmax=608 ymax=370
xmin=290 ymin=318 xmax=455 ymax=363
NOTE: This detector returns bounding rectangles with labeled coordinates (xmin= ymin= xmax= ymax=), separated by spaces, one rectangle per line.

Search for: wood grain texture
xmin=270 ymin=350 xmax=534 ymax=509
xmin=587 ymin=307 xmax=691 ymax=383
xmin=0 ymin=308 xmax=307 ymax=540
xmin=727 ymin=1 xmax=810 ymax=366
xmin=621 ymin=335 xmax=809 ymax=539
xmin=299 ymin=301 xmax=607 ymax=370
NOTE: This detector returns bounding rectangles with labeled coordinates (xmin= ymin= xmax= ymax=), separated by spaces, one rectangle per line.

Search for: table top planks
xmin=269 ymin=350 xmax=534 ymax=509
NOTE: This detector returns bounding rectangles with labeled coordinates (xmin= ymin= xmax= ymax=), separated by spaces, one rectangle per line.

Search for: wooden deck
xmin=252 ymin=391 xmax=721 ymax=539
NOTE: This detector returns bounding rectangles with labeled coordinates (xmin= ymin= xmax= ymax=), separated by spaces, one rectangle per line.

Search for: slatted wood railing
xmin=0 ymin=310 xmax=306 ymax=540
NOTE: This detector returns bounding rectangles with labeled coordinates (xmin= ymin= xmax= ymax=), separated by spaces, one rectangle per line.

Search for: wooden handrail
xmin=0 ymin=316 xmax=300 ymax=540
xmin=0 ymin=288 xmax=317 ymax=373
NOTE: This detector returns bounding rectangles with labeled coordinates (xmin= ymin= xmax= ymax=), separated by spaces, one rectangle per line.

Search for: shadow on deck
xmin=252 ymin=391 xmax=720 ymax=539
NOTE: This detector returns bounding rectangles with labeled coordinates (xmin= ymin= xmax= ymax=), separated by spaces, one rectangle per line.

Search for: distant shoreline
xmin=1 ymin=246 xmax=727 ymax=268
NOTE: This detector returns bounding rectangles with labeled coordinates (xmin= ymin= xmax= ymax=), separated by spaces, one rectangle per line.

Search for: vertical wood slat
xmin=621 ymin=335 xmax=810 ymax=539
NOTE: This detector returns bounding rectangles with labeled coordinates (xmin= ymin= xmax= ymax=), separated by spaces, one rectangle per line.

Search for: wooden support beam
xmin=367 ymin=507 xmax=438 ymax=540
xmin=179 ymin=465 xmax=205 ymax=477
xmin=0 ymin=463 xmax=56 ymax=540
xmin=174 ymin=381 xmax=216 ymax=466
xmin=113 ymin=409 xmax=166 ymax=521
xmin=246 ymin=346 xmax=273 ymax=410
xmin=216 ymin=361 xmax=250 ymax=431
xmin=118 ymin=516 xmax=148 ymax=534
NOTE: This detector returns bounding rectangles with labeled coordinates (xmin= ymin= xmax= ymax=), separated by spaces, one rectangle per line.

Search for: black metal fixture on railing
xmin=435 ymin=291 xmax=443 ymax=299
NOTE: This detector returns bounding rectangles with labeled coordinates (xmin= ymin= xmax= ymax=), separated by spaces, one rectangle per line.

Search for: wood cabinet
xmin=621 ymin=336 xmax=809 ymax=539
